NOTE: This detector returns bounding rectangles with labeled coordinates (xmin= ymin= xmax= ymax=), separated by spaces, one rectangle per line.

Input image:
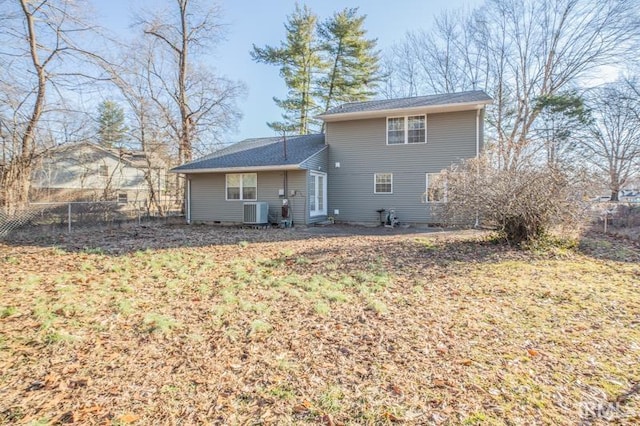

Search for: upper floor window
xmin=99 ymin=165 xmax=109 ymax=177
xmin=387 ymin=115 xmax=426 ymax=145
xmin=226 ymin=173 xmax=257 ymax=201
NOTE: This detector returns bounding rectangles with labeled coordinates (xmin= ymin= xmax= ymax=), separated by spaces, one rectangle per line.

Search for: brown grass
xmin=0 ymin=226 xmax=639 ymax=425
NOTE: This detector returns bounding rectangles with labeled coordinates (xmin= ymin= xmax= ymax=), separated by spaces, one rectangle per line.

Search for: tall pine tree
xmin=251 ymin=4 xmax=323 ymax=135
xmin=251 ymin=5 xmax=380 ymax=134
xmin=317 ymin=8 xmax=380 ymax=115
xmin=97 ymin=100 xmax=128 ymax=148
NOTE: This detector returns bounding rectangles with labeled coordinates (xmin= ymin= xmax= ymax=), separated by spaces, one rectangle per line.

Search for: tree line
xmin=1 ymin=0 xmax=639 ymax=233
xmin=0 ymin=0 xmax=246 ymax=215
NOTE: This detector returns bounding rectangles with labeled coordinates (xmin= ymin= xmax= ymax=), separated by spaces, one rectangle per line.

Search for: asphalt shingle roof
xmin=321 ymin=90 xmax=492 ymax=116
xmin=172 ymin=134 xmax=326 ymax=172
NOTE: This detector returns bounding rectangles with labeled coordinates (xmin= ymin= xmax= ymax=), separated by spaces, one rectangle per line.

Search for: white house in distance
xmin=31 ymin=142 xmax=168 ymax=205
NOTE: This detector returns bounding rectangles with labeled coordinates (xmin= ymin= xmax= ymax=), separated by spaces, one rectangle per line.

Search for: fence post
xmin=68 ymin=203 xmax=72 ymax=233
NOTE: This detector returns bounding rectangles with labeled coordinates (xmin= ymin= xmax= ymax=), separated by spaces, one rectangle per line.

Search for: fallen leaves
xmin=459 ymin=358 xmax=473 ymax=366
xmin=0 ymin=226 xmax=639 ymax=425
xmin=388 ymin=383 xmax=403 ymax=396
xmin=433 ymin=379 xmax=448 ymax=388
xmin=118 ymin=412 xmax=140 ymax=423
xmin=71 ymin=405 xmax=102 ymax=423
xmin=527 ymin=348 xmax=540 ymax=357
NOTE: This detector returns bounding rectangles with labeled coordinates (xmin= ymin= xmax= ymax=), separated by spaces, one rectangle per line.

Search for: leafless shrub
xmin=435 ymin=157 xmax=594 ymax=244
xmin=609 ymin=204 xmax=640 ymax=228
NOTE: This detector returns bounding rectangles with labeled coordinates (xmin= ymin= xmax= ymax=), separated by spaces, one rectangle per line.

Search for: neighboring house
xmin=31 ymin=142 xmax=167 ymax=205
xmin=171 ymin=90 xmax=492 ymax=225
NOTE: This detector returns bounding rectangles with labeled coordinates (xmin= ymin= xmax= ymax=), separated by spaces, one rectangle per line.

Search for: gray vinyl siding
xmin=326 ymin=109 xmax=482 ymax=224
xmin=300 ymin=146 xmax=329 ymax=224
xmin=189 ymin=170 xmax=308 ymax=225
xmin=300 ymin=145 xmax=328 ymax=171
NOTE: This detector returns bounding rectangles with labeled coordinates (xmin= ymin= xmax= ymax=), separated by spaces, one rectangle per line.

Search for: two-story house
xmin=171 ymin=91 xmax=492 ymax=226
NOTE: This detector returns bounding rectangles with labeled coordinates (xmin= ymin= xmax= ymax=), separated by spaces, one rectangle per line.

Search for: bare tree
xmin=580 ymin=79 xmax=640 ymax=201
xmin=125 ymin=0 xmax=245 ymax=209
xmin=0 ymin=0 xmax=96 ymax=214
xmin=103 ymin=40 xmax=175 ymax=215
xmin=386 ymin=0 xmax=640 ymax=170
xmin=136 ymin=0 xmax=245 ymax=166
xmin=380 ymin=41 xmax=421 ymax=99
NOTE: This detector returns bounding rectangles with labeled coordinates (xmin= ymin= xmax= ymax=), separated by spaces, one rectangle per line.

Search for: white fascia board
xmin=317 ymin=100 xmax=492 ymax=122
xmin=169 ymin=164 xmax=303 ymax=174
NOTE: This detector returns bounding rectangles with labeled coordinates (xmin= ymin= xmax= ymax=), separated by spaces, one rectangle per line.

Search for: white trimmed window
xmin=226 ymin=173 xmax=257 ymax=200
xmin=117 ymin=193 xmax=128 ymax=204
xmin=99 ymin=164 xmax=109 ymax=177
xmin=387 ymin=115 xmax=426 ymax=144
xmin=426 ymin=173 xmax=447 ymax=202
xmin=374 ymin=173 xmax=393 ymax=194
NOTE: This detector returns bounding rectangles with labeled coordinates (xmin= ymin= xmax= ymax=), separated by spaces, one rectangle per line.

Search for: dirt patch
xmin=3 ymin=222 xmax=449 ymax=255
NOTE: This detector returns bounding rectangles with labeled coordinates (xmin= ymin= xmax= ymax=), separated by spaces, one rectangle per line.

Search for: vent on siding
xmin=243 ymin=202 xmax=269 ymax=224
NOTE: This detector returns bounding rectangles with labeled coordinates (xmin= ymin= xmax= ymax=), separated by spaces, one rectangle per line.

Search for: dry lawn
xmin=0 ymin=225 xmax=639 ymax=425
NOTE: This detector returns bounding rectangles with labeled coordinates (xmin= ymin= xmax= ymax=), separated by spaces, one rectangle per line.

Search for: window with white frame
xmin=426 ymin=173 xmax=447 ymax=202
xmin=374 ymin=173 xmax=393 ymax=194
xmin=117 ymin=193 xmax=128 ymax=204
xmin=98 ymin=164 xmax=109 ymax=177
xmin=387 ymin=115 xmax=426 ymax=144
xmin=387 ymin=117 xmax=405 ymax=144
xmin=226 ymin=173 xmax=257 ymax=200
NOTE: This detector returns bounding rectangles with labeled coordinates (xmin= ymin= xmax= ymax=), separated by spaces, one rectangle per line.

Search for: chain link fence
xmin=591 ymin=201 xmax=640 ymax=240
xmin=0 ymin=201 xmax=184 ymax=240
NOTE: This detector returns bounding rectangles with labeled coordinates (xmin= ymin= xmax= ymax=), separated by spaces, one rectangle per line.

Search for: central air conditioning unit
xmin=243 ymin=201 xmax=269 ymax=224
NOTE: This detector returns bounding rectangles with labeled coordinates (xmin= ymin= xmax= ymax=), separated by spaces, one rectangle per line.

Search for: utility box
xmin=243 ymin=202 xmax=269 ymax=224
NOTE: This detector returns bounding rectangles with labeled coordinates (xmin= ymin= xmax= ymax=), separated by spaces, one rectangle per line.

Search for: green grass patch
xmin=0 ymin=306 xmax=17 ymax=318
xmin=142 ymin=313 xmax=180 ymax=334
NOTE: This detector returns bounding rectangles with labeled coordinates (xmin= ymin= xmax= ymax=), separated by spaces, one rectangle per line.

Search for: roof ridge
xmin=320 ymin=90 xmax=492 ymax=117
xmin=332 ymin=90 xmax=486 ymax=109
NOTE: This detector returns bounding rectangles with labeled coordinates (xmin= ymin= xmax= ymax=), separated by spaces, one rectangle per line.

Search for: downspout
xmin=476 ymin=108 xmax=481 ymax=160
xmin=186 ymin=176 xmax=191 ymax=224
xmin=474 ymin=107 xmax=481 ymax=228
xmin=284 ymin=171 xmax=288 ymax=198
xmin=283 ymin=170 xmax=289 ymax=224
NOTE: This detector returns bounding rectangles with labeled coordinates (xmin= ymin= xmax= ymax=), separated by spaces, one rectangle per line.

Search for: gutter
xmin=317 ymin=100 xmax=493 ymax=122
xmin=169 ymin=164 xmax=304 ymax=174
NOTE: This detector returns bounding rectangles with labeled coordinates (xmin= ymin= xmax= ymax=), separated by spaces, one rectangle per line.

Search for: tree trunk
xmin=610 ymin=189 xmax=619 ymax=202
xmin=1 ymin=1 xmax=50 ymax=214
xmin=2 ymin=160 xmax=33 ymax=215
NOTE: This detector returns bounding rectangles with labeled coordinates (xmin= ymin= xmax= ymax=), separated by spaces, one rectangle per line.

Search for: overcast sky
xmin=93 ymin=0 xmax=482 ymax=144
